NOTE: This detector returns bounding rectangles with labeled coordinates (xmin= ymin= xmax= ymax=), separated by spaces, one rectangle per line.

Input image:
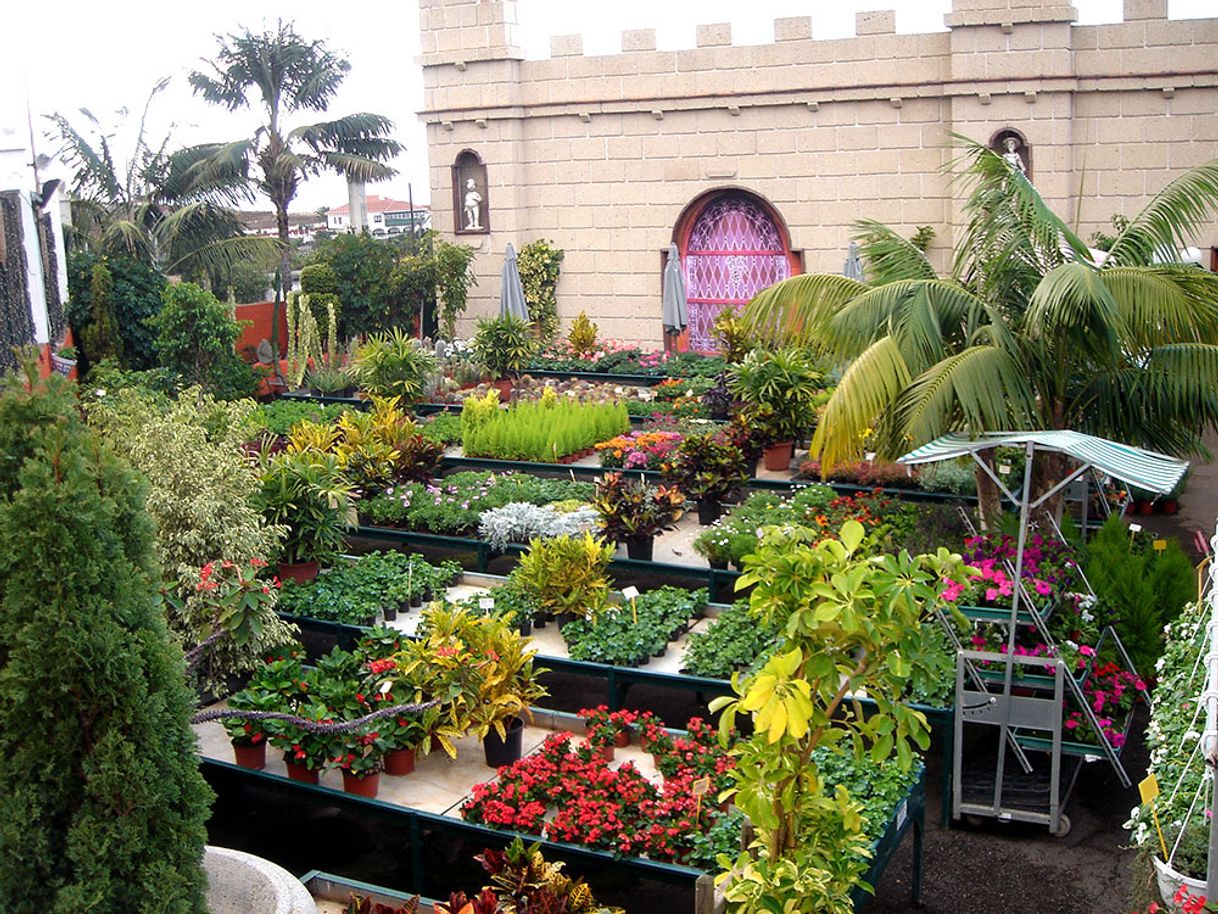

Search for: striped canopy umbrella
xmin=499 ymin=243 xmax=529 ymax=321
xmin=897 ymin=430 xmax=1189 ymax=495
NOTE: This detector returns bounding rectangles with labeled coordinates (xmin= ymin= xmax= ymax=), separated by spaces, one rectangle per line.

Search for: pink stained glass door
xmin=683 ymin=196 xmax=792 ymax=351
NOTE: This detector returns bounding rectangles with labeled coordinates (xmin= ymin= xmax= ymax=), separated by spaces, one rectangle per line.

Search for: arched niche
xmin=990 ymin=128 xmax=1032 ymax=180
xmin=452 ymin=150 xmax=489 ymax=234
xmin=671 ymin=188 xmax=802 ymax=352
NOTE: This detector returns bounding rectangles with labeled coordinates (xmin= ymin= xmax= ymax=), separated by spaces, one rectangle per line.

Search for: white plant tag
xmin=621 ymin=586 xmax=640 ymax=600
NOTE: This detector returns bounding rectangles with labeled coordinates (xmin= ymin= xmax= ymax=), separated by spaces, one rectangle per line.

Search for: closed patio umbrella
xmin=843 ymin=241 xmax=864 ymax=280
xmin=662 ymin=243 xmax=688 ymax=335
xmin=499 ymin=243 xmax=529 ymax=321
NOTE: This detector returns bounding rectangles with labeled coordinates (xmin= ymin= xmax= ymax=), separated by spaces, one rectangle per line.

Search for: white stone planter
xmin=1154 ymin=856 xmax=1207 ymax=910
xmin=204 ymin=845 xmax=316 ymax=914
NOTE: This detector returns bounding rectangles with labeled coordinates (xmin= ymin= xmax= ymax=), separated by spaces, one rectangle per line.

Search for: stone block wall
xmin=420 ymin=0 xmax=1218 ymax=344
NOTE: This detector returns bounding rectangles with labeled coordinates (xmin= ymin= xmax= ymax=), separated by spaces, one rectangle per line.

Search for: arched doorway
xmin=676 ymin=191 xmax=798 ymax=351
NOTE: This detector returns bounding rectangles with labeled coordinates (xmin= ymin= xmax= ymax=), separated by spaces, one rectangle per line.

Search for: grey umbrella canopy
xmin=843 ymin=241 xmax=864 ymax=280
xmin=499 ymin=242 xmax=530 ymax=321
xmin=662 ymin=243 xmax=688 ymax=335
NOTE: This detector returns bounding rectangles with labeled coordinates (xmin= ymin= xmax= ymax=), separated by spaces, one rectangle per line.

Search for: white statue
xmin=1001 ymin=136 xmax=1027 ymax=176
xmin=463 ymin=178 xmax=483 ymax=230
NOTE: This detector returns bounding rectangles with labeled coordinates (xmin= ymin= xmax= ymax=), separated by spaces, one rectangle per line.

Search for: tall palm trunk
xmin=973 ymin=449 xmax=1003 ymax=531
xmin=271 ymin=202 xmax=291 ymax=381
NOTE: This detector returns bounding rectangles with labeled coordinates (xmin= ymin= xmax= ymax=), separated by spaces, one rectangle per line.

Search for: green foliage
xmin=472 ymin=314 xmax=537 ymax=379
xmin=516 ymin=239 xmax=565 ymax=341
xmin=227 ymin=258 xmax=273 ymax=302
xmin=310 ymin=233 xmax=400 ymax=337
xmin=593 ymin=471 xmax=685 ymax=540
xmin=85 ymin=385 xmax=294 ymax=688
xmin=434 ymin=237 xmax=478 ymax=340
xmin=349 ymin=329 xmax=438 ymax=402
xmin=255 ymin=450 xmax=355 ymax=564
xmin=81 ymin=260 xmax=124 ymax=365
xmin=712 ymin=309 xmax=754 ymax=364
xmin=711 ymin=523 xmax=971 ymax=913
xmin=150 ymin=281 xmax=255 ymax=397
xmin=662 ymin=431 xmax=749 ymax=502
xmin=252 ymin=399 xmax=353 ymax=437
xmin=728 ymin=347 xmax=824 ymax=443
xmin=463 ymin=400 xmax=630 ymax=463
xmin=1084 ymin=515 xmax=1196 ymax=671
xmin=421 ymin=410 xmax=463 ymax=444
xmin=563 ymin=587 xmax=705 ymax=665
xmin=0 ymin=367 xmax=212 ymax=914
xmin=684 ymin=600 xmax=782 ymax=680
xmin=277 ymin=551 xmax=457 ymax=624
xmin=512 ymin=533 xmax=615 ymax=621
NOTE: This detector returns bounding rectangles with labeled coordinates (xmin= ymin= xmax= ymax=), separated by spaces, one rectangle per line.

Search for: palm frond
xmin=854 ymin=219 xmax=937 ymax=284
xmin=317 ymin=151 xmax=397 ymax=183
xmin=1105 ymin=158 xmax=1218 ymax=266
xmin=896 ymin=345 xmax=1038 ymax=444
xmin=45 ymin=112 xmax=124 ymax=204
xmin=809 ymin=336 xmax=911 ymax=467
xmin=1102 ymin=266 xmax=1218 ymax=348
xmin=740 ymin=273 xmax=869 ymax=350
xmin=1025 ymin=262 xmax=1120 ymax=362
xmin=163 ymin=233 xmax=284 ymax=276
xmin=828 ymin=279 xmax=977 ymax=364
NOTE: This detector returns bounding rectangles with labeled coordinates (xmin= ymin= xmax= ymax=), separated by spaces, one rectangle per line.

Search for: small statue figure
xmin=1001 ymin=136 xmax=1027 ymax=176
xmin=463 ymin=178 xmax=483 ymax=230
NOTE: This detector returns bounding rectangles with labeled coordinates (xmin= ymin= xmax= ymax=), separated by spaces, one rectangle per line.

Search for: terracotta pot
xmin=493 ymin=379 xmax=513 ymax=399
xmin=283 ymin=757 xmax=320 ymax=785
xmin=598 ymin=744 xmax=615 ymax=762
xmin=342 ymin=770 xmax=381 ymax=798
xmin=614 ymin=729 xmax=631 ymax=748
xmin=1137 ymin=500 xmax=1155 ymax=515
xmin=762 ymin=441 xmax=795 ymax=472
xmin=1161 ymin=499 xmax=1179 ymax=515
xmin=278 ymin=561 xmax=320 ymax=584
xmin=232 ymin=741 xmax=266 ymax=770
xmin=384 ymin=747 xmax=416 ymax=776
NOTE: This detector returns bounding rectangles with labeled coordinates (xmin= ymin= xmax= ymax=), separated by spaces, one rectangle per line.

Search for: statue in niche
xmin=1001 ymin=136 xmax=1028 ymax=177
xmin=463 ymin=178 xmax=483 ymax=230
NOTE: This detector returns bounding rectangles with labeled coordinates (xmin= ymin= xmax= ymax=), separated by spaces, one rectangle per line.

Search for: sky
xmin=4 ymin=0 xmax=1211 ymax=213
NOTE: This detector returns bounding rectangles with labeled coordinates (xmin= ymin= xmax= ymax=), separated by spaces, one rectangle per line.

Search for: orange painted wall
xmin=236 ymin=302 xmax=288 ymax=359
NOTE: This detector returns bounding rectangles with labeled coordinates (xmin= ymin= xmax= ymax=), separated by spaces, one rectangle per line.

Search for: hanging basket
xmin=1154 ymin=856 xmax=1206 ymax=909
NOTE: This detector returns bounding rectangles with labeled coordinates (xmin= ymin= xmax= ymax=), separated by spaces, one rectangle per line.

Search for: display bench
xmin=200 ymin=758 xmax=925 ymax=913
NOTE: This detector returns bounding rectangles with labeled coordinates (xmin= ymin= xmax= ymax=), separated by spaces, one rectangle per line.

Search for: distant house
xmin=238 ymin=211 xmax=326 ymax=243
xmin=326 ymin=196 xmax=431 ymax=236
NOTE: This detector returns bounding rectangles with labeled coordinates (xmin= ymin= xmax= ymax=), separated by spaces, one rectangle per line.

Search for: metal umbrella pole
xmin=1205 ymin=523 xmax=1218 ymax=901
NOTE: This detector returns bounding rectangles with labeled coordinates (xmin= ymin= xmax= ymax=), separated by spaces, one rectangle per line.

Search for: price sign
xmin=692 ymin=777 xmax=712 ymax=797
xmin=479 ymin=597 xmax=495 ymax=610
xmin=621 ymin=586 xmax=640 ymax=600
xmin=1153 ymin=539 xmax=1168 ymax=552
xmin=1139 ymin=773 xmax=1160 ymax=804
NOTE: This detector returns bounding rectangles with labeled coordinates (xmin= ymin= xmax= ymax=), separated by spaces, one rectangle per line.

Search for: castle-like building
xmin=419 ymin=0 xmax=1218 ymax=347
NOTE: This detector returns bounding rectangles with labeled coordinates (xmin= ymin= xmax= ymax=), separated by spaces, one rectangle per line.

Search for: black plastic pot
xmin=624 ymin=535 xmax=655 ymax=561
xmin=708 ymin=559 xmax=728 ymax=570
xmin=517 ymin=618 xmax=533 ymax=637
xmin=483 ymin=716 xmax=525 ymax=768
xmin=696 ymin=499 xmax=723 ymax=525
xmin=382 ymin=605 xmax=398 ymax=622
xmin=410 ymin=592 xmax=423 ymax=608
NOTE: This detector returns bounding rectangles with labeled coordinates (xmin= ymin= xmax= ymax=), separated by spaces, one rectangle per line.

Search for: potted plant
xmin=271 ymin=702 xmax=335 ymax=784
xmin=472 ymin=315 xmax=536 ymax=398
xmin=305 ymin=363 xmax=355 ymax=398
xmin=330 ymin=727 xmax=389 ymax=798
xmin=511 ymin=533 xmax=614 ymax=625
xmin=348 ymin=329 xmax=438 ymax=403
xmin=51 ymin=344 xmax=78 ymax=376
xmin=729 ymin=348 xmax=823 ymax=471
xmin=223 ymin=689 xmax=282 ymax=769
xmin=593 ymin=471 xmax=685 ymax=561
xmin=468 ymin=616 xmax=548 ymax=768
xmin=702 ymin=372 xmax=734 ymax=421
xmin=255 ymin=451 xmax=355 ymax=583
xmin=579 ymin=705 xmax=638 ymax=761
xmin=661 ymin=432 xmax=748 ymax=524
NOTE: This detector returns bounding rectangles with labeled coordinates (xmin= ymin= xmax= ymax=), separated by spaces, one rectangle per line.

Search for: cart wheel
xmin=1053 ymin=814 xmax=1071 ymax=838
xmin=963 ymin=814 xmax=985 ymax=828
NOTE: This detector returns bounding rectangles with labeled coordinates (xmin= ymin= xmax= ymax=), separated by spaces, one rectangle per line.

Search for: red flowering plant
xmin=272 ymin=701 xmax=337 ymax=771
xmin=1131 ymin=887 xmax=1218 ymax=913
xmin=461 ymin=716 xmax=735 ymax=864
xmin=578 ymin=706 xmax=638 ymax=749
xmin=329 ymin=727 xmax=389 ymax=777
xmin=1065 ymin=657 xmax=1147 ymax=748
xmin=223 ymin=689 xmax=282 ymax=747
xmin=187 ymin=558 xmax=282 ymax=647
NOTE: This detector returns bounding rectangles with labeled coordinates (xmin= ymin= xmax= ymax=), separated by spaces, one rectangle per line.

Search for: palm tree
xmin=743 ymin=138 xmax=1218 ymax=525
xmin=187 ymin=21 xmax=401 ymax=360
xmin=49 ymin=78 xmax=267 ymax=277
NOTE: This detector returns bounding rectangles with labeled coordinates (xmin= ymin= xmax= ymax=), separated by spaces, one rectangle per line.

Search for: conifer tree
xmin=0 ymin=362 xmax=211 ymax=914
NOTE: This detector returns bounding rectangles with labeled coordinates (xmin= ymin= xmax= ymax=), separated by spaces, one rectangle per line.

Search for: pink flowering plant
xmin=941 ymin=532 xmax=1079 ymax=608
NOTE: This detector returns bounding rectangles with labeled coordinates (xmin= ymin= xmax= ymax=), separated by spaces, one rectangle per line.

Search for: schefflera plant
xmin=711 ymin=520 xmax=972 ymax=914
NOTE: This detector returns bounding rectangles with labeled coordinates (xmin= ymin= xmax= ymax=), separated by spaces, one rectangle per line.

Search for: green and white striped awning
xmin=897 ymin=431 xmax=1189 ymax=495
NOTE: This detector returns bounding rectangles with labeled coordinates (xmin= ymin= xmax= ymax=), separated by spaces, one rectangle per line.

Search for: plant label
xmin=479 ymin=597 xmax=495 ymax=610
xmin=998 ymin=464 xmax=1012 ymax=475
xmin=692 ymin=777 xmax=712 ymax=796
xmin=1153 ymin=539 xmax=1167 ymax=552
xmin=1139 ymin=773 xmax=1160 ymax=804
xmin=896 ymin=800 xmax=907 ymax=829
xmin=621 ymin=586 xmax=640 ymax=600
xmin=1129 ymin=524 xmax=1142 ymax=533
xmin=380 ymin=680 xmax=393 ymax=695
